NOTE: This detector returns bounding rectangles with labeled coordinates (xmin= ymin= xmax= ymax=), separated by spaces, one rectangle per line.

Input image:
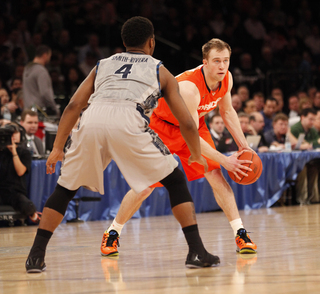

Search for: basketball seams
xmin=239 ymin=151 xmax=254 ymax=184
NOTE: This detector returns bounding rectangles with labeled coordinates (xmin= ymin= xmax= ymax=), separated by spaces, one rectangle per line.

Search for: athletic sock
xmin=107 ymin=219 xmax=124 ymax=236
xmin=230 ymin=218 xmax=244 ymax=237
xmin=182 ymin=224 xmax=206 ymax=256
xmin=28 ymin=228 xmax=53 ymax=258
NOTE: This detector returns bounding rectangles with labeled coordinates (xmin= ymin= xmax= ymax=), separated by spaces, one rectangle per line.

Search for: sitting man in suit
xmin=20 ymin=109 xmax=45 ymax=157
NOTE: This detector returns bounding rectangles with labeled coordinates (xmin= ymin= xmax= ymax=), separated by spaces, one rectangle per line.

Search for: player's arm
xmin=218 ymin=72 xmax=250 ymax=151
xmin=46 ymin=67 xmax=96 ymax=174
xmin=159 ymin=66 xmax=207 ymax=170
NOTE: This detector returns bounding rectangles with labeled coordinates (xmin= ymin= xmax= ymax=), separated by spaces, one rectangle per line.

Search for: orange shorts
xmin=150 ymin=113 xmax=220 ymax=187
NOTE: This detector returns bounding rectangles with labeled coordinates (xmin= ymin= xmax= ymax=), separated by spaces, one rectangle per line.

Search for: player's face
xmin=203 ymin=48 xmax=230 ymax=82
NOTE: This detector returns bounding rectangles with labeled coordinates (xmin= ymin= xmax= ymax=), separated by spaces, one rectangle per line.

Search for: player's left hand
xmin=46 ymin=147 xmax=64 ymax=174
xmin=188 ymin=155 xmax=208 ymax=173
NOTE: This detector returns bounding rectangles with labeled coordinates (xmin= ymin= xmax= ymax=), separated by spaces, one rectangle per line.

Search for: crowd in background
xmin=0 ymin=0 xmax=320 ymax=116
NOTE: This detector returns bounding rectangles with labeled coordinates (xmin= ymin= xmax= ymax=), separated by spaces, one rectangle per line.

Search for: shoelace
xmin=238 ymin=231 xmax=252 ymax=243
xmin=103 ymin=233 xmax=120 ymax=248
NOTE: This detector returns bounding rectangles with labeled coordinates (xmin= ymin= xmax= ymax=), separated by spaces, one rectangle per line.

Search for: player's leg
xmin=161 ymin=167 xmax=220 ymax=268
xmin=204 ymin=169 xmax=257 ymax=253
xmin=101 ymin=187 xmax=154 ymax=256
xmin=25 ymin=184 xmax=78 ymax=273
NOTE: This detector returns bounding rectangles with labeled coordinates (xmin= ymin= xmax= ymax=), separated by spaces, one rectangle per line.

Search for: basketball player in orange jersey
xmin=101 ymin=38 xmax=257 ymax=256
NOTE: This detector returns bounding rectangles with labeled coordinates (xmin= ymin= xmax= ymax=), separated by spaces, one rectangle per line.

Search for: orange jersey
xmin=154 ymin=66 xmax=229 ymax=126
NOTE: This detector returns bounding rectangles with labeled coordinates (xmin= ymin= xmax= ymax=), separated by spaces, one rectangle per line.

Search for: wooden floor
xmin=1 ymin=204 xmax=320 ymax=294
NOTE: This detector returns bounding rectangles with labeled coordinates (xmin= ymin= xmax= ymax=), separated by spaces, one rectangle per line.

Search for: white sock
xmin=107 ymin=219 xmax=124 ymax=236
xmin=230 ymin=218 xmax=244 ymax=237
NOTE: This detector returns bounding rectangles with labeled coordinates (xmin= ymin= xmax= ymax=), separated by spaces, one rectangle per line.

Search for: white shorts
xmin=57 ymin=100 xmax=178 ymax=194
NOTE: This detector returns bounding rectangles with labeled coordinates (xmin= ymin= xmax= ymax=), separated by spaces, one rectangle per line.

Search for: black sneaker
xmin=26 ymin=256 xmax=46 ymax=273
xmin=185 ymin=252 xmax=220 ymax=268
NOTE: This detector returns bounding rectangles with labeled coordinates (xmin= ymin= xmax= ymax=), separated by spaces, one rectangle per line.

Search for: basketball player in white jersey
xmin=25 ymin=16 xmax=221 ymax=273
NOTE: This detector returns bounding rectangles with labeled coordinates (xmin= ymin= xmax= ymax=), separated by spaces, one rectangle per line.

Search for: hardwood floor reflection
xmin=1 ymin=204 xmax=320 ymax=294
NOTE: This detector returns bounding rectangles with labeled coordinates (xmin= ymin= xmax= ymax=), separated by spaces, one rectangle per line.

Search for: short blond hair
xmin=202 ymin=38 xmax=231 ymax=59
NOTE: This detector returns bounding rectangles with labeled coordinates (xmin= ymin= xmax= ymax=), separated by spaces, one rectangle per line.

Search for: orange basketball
xmin=228 ymin=151 xmax=263 ymax=185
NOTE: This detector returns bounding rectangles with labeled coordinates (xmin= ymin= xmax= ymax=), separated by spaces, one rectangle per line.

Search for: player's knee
xmin=45 ymin=184 xmax=78 ymax=215
xmin=160 ymin=168 xmax=193 ymax=208
xmin=139 ymin=187 xmax=154 ymax=200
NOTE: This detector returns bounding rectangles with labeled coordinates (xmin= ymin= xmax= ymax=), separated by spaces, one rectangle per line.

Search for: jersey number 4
xmin=115 ymin=64 xmax=133 ymax=78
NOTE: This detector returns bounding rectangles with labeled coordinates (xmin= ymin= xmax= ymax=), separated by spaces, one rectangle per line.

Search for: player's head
xmin=202 ymin=39 xmax=231 ymax=82
xmin=202 ymin=39 xmax=231 ymax=60
xmin=121 ymin=17 xmax=155 ymax=54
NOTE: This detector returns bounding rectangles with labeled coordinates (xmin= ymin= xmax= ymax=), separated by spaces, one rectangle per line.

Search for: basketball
xmin=228 ymin=151 xmax=263 ymax=185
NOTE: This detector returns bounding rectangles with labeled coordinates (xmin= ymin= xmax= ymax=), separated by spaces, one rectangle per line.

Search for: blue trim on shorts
xmin=157 ymin=62 xmax=162 ymax=97
xmin=136 ymin=104 xmax=150 ymax=124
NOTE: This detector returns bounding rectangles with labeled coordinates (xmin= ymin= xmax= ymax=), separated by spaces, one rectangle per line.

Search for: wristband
xmin=13 ymin=154 xmax=18 ymax=157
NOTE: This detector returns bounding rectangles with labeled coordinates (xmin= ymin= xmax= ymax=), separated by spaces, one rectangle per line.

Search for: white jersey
xmin=89 ymin=52 xmax=162 ymax=117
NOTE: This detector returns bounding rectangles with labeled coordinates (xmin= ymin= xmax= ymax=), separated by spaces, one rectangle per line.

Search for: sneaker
xmin=235 ymin=228 xmax=257 ymax=254
xmin=25 ymin=256 xmax=46 ymax=273
xmin=29 ymin=212 xmax=42 ymax=224
xmin=101 ymin=230 xmax=120 ymax=257
xmin=185 ymin=252 xmax=220 ymax=268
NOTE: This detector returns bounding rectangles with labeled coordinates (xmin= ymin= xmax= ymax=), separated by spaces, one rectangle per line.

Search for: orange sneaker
xmin=235 ymin=228 xmax=257 ymax=254
xmin=101 ymin=230 xmax=120 ymax=256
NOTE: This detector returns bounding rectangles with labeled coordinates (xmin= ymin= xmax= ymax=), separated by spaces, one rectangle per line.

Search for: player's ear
xmin=203 ymin=58 xmax=208 ymax=66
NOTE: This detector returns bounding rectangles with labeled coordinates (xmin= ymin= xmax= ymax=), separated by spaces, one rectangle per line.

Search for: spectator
xmin=261 ymin=97 xmax=278 ymax=132
xmin=243 ymin=99 xmax=257 ymax=114
xmin=231 ymin=94 xmax=242 ymax=113
xmin=20 ymin=109 xmax=45 ymax=157
xmin=291 ymin=108 xmax=320 ymax=148
xmin=233 ymin=53 xmax=264 ymax=93
xmin=0 ymin=122 xmax=41 ymax=224
xmin=78 ymin=33 xmax=105 ymax=64
xmin=22 ymin=45 xmax=60 ymax=116
xmin=299 ymin=97 xmax=313 ymax=113
xmin=208 ymin=113 xmax=228 ymax=153
xmin=313 ymin=91 xmax=320 ymax=111
xmin=0 ymin=87 xmax=18 ymax=120
xmin=252 ymin=91 xmax=265 ymax=112
xmin=264 ymin=113 xmax=291 ymax=149
xmin=288 ymin=94 xmax=300 ymax=118
xmin=249 ymin=112 xmax=269 ymax=151
xmin=236 ymin=84 xmax=250 ymax=104
xmin=271 ymin=87 xmax=284 ymax=113
xmin=79 ymin=51 xmax=98 ymax=77
xmin=314 ymin=109 xmax=320 ymax=135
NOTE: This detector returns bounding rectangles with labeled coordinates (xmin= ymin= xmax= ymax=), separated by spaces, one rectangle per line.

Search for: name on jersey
xmin=197 ymin=97 xmax=222 ymax=111
xmin=112 ymin=56 xmax=148 ymax=63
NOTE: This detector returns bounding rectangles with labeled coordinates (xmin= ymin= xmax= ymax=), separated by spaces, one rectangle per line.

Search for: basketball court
xmin=1 ymin=204 xmax=320 ymax=293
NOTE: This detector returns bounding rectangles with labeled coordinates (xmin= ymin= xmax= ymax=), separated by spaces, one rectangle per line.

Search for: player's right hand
xmin=46 ymin=147 xmax=64 ymax=174
xmin=188 ymin=154 xmax=208 ymax=173
xmin=221 ymin=151 xmax=252 ymax=180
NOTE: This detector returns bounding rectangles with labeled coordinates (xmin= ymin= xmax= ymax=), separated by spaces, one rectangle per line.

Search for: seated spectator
xmin=264 ymin=113 xmax=290 ymax=149
xmin=208 ymin=113 xmax=227 ymax=152
xmin=236 ymin=84 xmax=250 ymax=105
xmin=288 ymin=94 xmax=300 ymax=118
xmin=249 ymin=112 xmax=269 ymax=152
xmin=313 ymin=91 xmax=320 ymax=111
xmin=299 ymin=97 xmax=313 ymax=112
xmin=314 ymin=109 xmax=320 ymax=135
xmin=252 ymin=91 xmax=265 ymax=112
xmin=271 ymin=87 xmax=285 ymax=113
xmin=0 ymin=88 xmax=18 ymax=121
xmin=231 ymin=94 xmax=242 ymax=113
xmin=291 ymin=108 xmax=320 ymax=149
xmin=217 ymin=112 xmax=251 ymax=152
xmin=243 ymin=99 xmax=257 ymax=114
xmin=0 ymin=122 xmax=41 ymax=223
xmin=261 ymin=97 xmax=278 ymax=132
xmin=20 ymin=110 xmax=45 ymax=157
